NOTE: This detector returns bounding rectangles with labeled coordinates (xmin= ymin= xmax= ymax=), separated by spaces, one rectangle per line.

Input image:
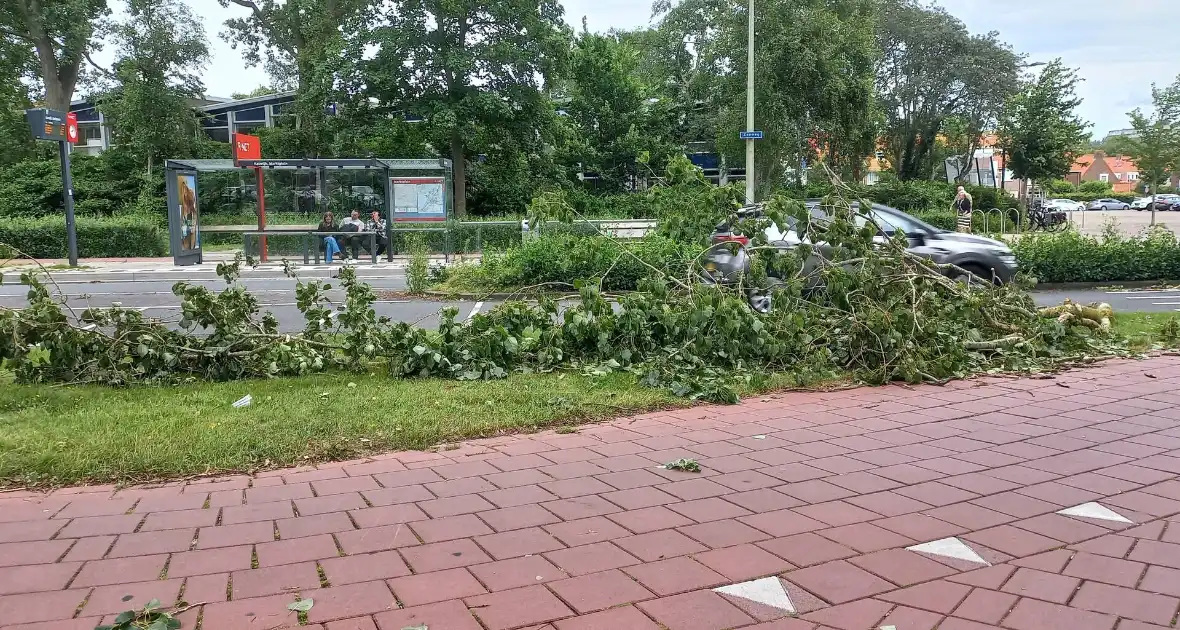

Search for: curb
xmin=1033 ymin=280 xmax=1175 ymax=291
xmin=428 ymin=282 xmax=1178 ymax=300
xmin=424 ymin=289 xmax=582 ymax=300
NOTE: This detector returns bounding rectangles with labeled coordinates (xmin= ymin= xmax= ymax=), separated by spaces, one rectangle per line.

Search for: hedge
xmin=0 ymin=215 xmax=167 ymax=259
xmin=198 ymin=214 xmax=604 ymax=255
xmin=1011 ymin=227 xmax=1180 ymax=283
xmin=441 ymin=233 xmax=703 ymax=292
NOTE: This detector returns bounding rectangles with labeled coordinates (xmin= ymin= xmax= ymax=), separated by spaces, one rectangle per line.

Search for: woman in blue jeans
xmin=318 ymin=212 xmax=342 ymax=262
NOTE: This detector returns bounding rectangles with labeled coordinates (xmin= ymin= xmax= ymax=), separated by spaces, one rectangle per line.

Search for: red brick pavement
xmin=5 ymin=357 xmax=1180 ymax=629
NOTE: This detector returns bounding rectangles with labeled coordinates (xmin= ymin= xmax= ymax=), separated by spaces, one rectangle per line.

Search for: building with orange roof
xmin=1070 ymin=151 xmax=1139 ymax=193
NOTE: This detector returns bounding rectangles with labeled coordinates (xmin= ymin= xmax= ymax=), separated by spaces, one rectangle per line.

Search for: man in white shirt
xmin=339 ymin=210 xmax=366 ymax=260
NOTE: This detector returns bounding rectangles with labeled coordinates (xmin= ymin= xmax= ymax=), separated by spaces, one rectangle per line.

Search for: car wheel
xmin=747 ymin=278 xmax=784 ymax=314
xmin=951 ymin=263 xmax=998 ymax=287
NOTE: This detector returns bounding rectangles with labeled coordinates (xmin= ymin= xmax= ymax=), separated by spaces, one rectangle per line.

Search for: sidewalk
xmin=3 ymin=357 xmax=1180 ymax=629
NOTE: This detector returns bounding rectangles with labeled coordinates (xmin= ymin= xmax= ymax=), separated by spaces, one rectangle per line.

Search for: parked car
xmin=1132 ymin=197 xmax=1153 ymax=210
xmin=1048 ymin=198 xmax=1085 ymax=213
xmin=1151 ymin=194 xmax=1180 ymax=211
xmin=1087 ymin=198 xmax=1130 ymax=211
xmin=700 ymin=201 xmax=1019 ymax=312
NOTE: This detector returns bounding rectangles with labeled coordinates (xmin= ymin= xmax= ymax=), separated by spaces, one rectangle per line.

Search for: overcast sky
xmin=176 ymin=0 xmax=1174 ymax=138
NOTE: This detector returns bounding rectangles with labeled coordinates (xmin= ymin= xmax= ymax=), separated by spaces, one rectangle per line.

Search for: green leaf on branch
xmin=663 ymin=458 xmax=701 ymax=473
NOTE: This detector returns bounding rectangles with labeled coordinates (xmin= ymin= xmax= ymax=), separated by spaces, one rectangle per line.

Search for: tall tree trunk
xmin=44 ymin=79 xmax=72 ymax=113
xmin=450 ymin=130 xmax=466 ymax=218
xmin=20 ymin=0 xmax=85 ymax=112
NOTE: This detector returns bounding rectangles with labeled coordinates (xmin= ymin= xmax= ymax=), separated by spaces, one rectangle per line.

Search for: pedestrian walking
xmin=954 ymin=186 xmax=973 ymax=233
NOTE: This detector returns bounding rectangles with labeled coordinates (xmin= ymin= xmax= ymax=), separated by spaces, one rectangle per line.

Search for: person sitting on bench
xmin=338 ymin=210 xmax=366 ymax=260
xmin=364 ymin=210 xmax=388 ymax=257
xmin=318 ymin=212 xmax=342 ymax=263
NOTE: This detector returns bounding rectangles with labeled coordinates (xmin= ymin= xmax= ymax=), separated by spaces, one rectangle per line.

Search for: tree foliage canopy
xmin=876 ymin=0 xmax=1020 ymax=181
xmin=92 ymin=0 xmax=210 ymax=173
xmin=653 ymin=0 xmax=880 ymax=190
xmin=1108 ymin=74 xmax=1180 ymax=195
xmin=998 ymin=60 xmax=1091 ymax=184
xmin=0 ymin=0 xmax=108 ymax=111
xmin=361 ymin=0 xmax=570 ymax=216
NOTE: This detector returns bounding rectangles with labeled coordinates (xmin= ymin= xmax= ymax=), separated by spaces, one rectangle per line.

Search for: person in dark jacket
xmin=364 ymin=211 xmax=388 ymax=258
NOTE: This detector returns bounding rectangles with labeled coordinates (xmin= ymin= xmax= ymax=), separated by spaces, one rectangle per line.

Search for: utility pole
xmin=744 ymin=0 xmax=755 ymax=206
xmin=59 ymin=139 xmax=78 ymax=266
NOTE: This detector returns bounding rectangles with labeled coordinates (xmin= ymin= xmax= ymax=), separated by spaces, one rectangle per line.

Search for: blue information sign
xmin=739 ymin=130 xmax=764 ymax=140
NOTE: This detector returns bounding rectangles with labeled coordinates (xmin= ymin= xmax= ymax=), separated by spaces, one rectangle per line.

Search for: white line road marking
xmin=1106 ymin=290 xmax=1180 ymax=295
xmin=467 ymin=301 xmax=484 ymax=321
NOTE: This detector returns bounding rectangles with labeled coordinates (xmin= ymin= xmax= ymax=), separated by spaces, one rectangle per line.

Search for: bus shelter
xmin=164 ymin=157 xmax=453 ymax=266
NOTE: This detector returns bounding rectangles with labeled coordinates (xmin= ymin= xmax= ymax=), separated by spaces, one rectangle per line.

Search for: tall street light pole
xmin=744 ymin=0 xmax=755 ymax=206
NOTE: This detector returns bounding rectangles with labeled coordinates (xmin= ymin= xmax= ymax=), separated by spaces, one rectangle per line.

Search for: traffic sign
xmin=66 ymin=112 xmax=78 ymax=144
xmin=26 ymin=108 xmax=70 ymax=142
xmin=233 ymin=132 xmax=262 ymax=166
xmin=24 ymin=108 xmax=79 ymax=266
xmin=740 ymin=130 xmax=764 ymax=140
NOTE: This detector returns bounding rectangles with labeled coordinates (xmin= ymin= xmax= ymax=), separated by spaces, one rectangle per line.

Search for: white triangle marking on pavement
xmin=906 ymin=537 xmax=990 ymax=566
xmin=1057 ymin=502 xmax=1134 ymax=524
xmin=714 ymin=577 xmax=795 ymax=613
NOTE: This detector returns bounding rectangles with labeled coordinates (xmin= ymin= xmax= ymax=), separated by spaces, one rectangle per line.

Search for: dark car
xmin=700 ymin=201 xmax=1019 ymax=312
xmin=1151 ymin=194 xmax=1180 ymax=211
xmin=1086 ymin=198 xmax=1130 ymax=211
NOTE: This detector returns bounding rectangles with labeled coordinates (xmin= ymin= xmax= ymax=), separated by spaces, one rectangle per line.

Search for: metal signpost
xmin=233 ymin=133 xmax=265 ymax=259
xmin=25 ymin=109 xmax=80 ymax=265
xmin=744 ymin=0 xmax=756 ymax=206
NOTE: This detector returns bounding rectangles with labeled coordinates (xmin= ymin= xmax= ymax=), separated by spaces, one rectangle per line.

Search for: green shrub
xmin=0 ymin=215 xmax=167 ymax=258
xmin=1079 ymin=180 xmax=1113 ymax=195
xmin=406 ymin=236 xmax=430 ymax=295
xmin=1011 ymin=226 xmax=1180 ymax=283
xmin=447 ymin=233 xmax=703 ymax=292
xmin=1046 ymin=179 xmax=1076 ymax=195
xmin=0 ymin=150 xmax=148 ymax=219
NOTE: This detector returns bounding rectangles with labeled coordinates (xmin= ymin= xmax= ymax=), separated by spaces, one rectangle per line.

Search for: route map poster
xmin=390 ymin=176 xmax=446 ymax=221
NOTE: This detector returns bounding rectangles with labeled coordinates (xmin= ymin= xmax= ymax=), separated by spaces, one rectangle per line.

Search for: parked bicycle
xmin=1026 ymin=198 xmax=1067 ymax=232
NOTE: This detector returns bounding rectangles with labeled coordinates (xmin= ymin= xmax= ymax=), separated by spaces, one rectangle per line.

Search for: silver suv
xmin=700 ymin=201 xmax=1019 ymax=311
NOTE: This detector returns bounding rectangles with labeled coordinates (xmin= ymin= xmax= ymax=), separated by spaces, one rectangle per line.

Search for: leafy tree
xmin=654 ymin=0 xmax=879 ymax=192
xmin=876 ymin=0 xmax=1020 ymax=181
xmin=231 ymin=85 xmax=279 ymax=100
xmin=1107 ymin=75 xmax=1180 ymax=200
xmin=613 ymin=27 xmax=713 ymax=152
xmin=361 ymin=0 xmax=570 ymax=216
xmin=556 ymin=29 xmax=679 ymax=191
xmin=217 ymin=0 xmax=370 ymax=156
xmin=0 ymin=34 xmax=37 ymax=165
xmin=0 ymin=0 xmax=109 ymax=111
xmin=998 ymin=60 xmax=1091 ymax=188
xmin=92 ymin=0 xmax=210 ymax=174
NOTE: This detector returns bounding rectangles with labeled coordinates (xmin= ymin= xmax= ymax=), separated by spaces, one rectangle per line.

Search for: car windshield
xmin=800 ymin=201 xmax=938 ymax=235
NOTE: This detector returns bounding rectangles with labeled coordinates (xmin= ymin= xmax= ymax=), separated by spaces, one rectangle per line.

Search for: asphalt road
xmin=3 ymin=272 xmax=1178 ymax=333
